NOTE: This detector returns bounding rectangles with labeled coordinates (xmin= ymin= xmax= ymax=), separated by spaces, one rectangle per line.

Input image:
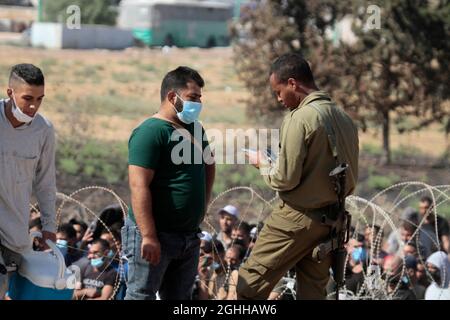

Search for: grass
xmin=392 ymin=144 xmax=424 ymax=161
xmin=39 ymin=58 xmax=58 ymax=75
xmin=111 ymin=72 xmax=150 ymax=83
xmin=213 ymin=164 xmax=271 ymax=196
xmin=367 ymin=173 xmax=402 ymax=191
xmin=73 ymin=65 xmax=104 ymax=82
xmin=57 ymin=138 xmax=128 ymax=184
xmin=361 ymin=143 xmax=383 ymax=157
xmin=72 ymin=94 xmax=155 ymax=119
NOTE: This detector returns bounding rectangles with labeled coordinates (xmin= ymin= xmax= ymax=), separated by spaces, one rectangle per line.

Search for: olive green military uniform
xmin=237 ymin=91 xmax=359 ymax=300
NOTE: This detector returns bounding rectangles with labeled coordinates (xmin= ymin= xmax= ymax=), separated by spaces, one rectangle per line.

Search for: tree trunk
xmin=381 ymin=110 xmax=391 ymax=165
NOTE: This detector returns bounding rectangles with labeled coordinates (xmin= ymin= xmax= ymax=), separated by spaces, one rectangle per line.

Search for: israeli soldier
xmin=239 ymin=53 xmax=359 ymax=300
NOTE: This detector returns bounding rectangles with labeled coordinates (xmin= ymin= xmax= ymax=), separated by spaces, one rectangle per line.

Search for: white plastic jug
xmin=8 ymin=232 xmax=79 ymax=300
xmin=17 ymin=231 xmax=79 ymax=290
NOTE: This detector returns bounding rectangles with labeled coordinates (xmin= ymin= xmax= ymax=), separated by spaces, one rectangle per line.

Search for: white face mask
xmin=10 ymin=91 xmax=35 ymax=123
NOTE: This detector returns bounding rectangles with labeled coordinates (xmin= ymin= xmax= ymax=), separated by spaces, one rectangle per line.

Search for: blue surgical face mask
xmin=91 ymin=257 xmax=104 ymax=268
xmin=56 ymin=239 xmax=68 ymax=256
xmin=107 ymin=250 xmax=115 ymax=258
xmin=173 ymin=94 xmax=202 ymax=124
xmin=352 ymin=247 xmax=366 ymax=263
xmin=211 ymin=262 xmax=220 ymax=271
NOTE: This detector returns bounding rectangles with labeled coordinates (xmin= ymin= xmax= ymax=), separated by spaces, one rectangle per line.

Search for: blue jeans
xmin=122 ymin=217 xmax=200 ymax=300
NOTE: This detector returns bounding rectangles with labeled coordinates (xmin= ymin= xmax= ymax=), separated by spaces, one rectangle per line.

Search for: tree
xmin=231 ymin=0 xmax=450 ymax=165
xmin=230 ymin=0 xmax=342 ymax=125
xmin=333 ymin=0 xmax=450 ymax=164
xmin=42 ymin=0 xmax=117 ymax=26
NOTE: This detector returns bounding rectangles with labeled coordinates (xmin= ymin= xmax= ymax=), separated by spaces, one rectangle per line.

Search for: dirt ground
xmin=0 ymin=45 xmax=448 ymax=156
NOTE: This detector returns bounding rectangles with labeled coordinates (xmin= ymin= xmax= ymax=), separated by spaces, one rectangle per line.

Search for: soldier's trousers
xmin=237 ymin=201 xmax=332 ymax=300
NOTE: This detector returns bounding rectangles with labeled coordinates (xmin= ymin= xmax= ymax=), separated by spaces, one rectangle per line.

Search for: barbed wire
xmin=40 ymin=182 xmax=450 ymax=300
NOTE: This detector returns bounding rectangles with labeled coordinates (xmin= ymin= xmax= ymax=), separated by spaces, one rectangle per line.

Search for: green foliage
xmin=111 ymin=72 xmax=149 ymax=83
xmin=59 ymin=158 xmax=79 ymax=175
xmin=437 ymin=203 xmax=450 ymax=220
xmin=43 ymin=0 xmax=117 ymax=26
xmin=392 ymin=144 xmax=423 ymax=161
xmin=231 ymin=0 xmax=450 ymax=164
xmin=434 ymin=147 xmax=450 ymax=168
xmin=367 ymin=173 xmax=401 ymax=191
xmin=213 ymin=164 xmax=270 ymax=196
xmin=57 ymin=138 xmax=127 ymax=184
xmin=74 ymin=94 xmax=155 ymax=119
xmin=73 ymin=65 xmax=104 ymax=82
xmin=362 ymin=143 xmax=383 ymax=157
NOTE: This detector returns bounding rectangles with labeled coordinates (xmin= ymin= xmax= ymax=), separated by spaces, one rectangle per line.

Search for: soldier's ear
xmin=287 ymin=78 xmax=297 ymax=89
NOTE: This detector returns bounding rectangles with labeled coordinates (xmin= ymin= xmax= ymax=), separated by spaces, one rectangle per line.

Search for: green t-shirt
xmin=128 ymin=118 xmax=210 ymax=233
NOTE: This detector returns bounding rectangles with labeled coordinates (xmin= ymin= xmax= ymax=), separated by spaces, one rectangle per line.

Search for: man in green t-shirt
xmin=123 ymin=66 xmax=215 ymax=300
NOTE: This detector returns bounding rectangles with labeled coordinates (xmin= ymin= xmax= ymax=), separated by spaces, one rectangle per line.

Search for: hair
xmin=57 ymin=223 xmax=77 ymax=240
xmin=9 ymin=63 xmax=44 ymax=87
xmin=212 ymin=239 xmax=225 ymax=255
xmin=69 ymin=219 xmax=88 ymax=232
xmin=92 ymin=238 xmax=110 ymax=252
xmin=232 ymin=239 xmax=247 ymax=248
xmin=404 ymin=241 xmax=418 ymax=250
xmin=270 ymin=53 xmax=315 ymax=85
xmin=160 ymin=66 xmax=204 ymax=102
xmin=29 ymin=217 xmax=42 ymax=230
xmin=101 ymin=228 xmax=122 ymax=244
xmin=228 ymin=244 xmax=246 ymax=261
xmin=356 ymin=233 xmax=365 ymax=243
xmin=401 ymin=221 xmax=417 ymax=234
xmin=420 ymin=196 xmax=432 ymax=206
xmin=233 ymin=221 xmax=252 ymax=236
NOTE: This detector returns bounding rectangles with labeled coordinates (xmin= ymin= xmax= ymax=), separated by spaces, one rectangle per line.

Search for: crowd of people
xmin=334 ymin=196 xmax=450 ymax=300
xmin=35 ymin=197 xmax=445 ymax=301
xmin=24 ymin=195 xmax=450 ymax=300
xmin=1 ymin=60 xmax=449 ymax=301
xmin=193 ymin=196 xmax=450 ymax=300
xmin=25 ymin=205 xmax=127 ymax=300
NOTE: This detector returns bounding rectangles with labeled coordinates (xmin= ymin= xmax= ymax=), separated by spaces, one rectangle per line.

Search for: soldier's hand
xmin=141 ymin=236 xmax=161 ymax=265
xmin=244 ymin=150 xmax=265 ymax=169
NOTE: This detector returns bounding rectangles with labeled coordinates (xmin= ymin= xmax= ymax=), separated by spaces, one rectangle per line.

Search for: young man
xmin=238 ymin=53 xmax=359 ymax=300
xmin=215 ymin=205 xmax=239 ymax=250
xmin=404 ymin=255 xmax=426 ymax=299
xmin=231 ymin=221 xmax=252 ymax=251
xmin=69 ymin=218 xmax=88 ymax=247
xmin=0 ymin=64 xmax=56 ymax=299
xmin=56 ymin=223 xmax=83 ymax=267
xmin=124 ymin=66 xmax=215 ymax=300
xmin=418 ymin=196 xmax=450 ymax=254
xmin=73 ymin=239 xmax=117 ymax=300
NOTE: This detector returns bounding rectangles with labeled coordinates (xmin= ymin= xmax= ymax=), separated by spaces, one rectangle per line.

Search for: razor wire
xmin=36 ymin=182 xmax=450 ymax=300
